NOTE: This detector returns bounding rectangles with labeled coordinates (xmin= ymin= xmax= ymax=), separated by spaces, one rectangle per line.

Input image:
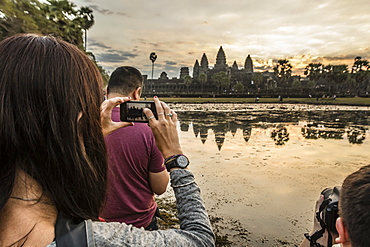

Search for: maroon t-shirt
xmin=100 ymin=107 xmax=165 ymax=228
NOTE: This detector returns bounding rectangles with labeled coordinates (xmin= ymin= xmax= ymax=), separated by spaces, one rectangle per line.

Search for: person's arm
xmin=92 ymin=97 xmax=215 ymax=246
xmin=148 ymin=130 xmax=169 ymax=195
xmin=149 ymin=170 xmax=169 ymax=195
xmin=144 ymin=97 xmax=214 ymax=245
xmin=92 ymin=169 xmax=214 ymax=246
xmin=300 ymin=195 xmax=329 ymax=247
xmin=100 ymin=97 xmax=133 ymax=136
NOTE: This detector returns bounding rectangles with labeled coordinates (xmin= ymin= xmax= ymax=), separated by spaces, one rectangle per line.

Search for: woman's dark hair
xmin=0 ymin=34 xmax=107 ymax=222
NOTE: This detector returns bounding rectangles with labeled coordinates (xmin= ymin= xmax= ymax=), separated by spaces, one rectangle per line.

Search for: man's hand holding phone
xmin=101 ymin=97 xmax=133 ymax=136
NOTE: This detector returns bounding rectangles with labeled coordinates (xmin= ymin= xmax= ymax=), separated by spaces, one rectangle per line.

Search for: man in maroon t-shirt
xmin=100 ymin=66 xmax=169 ymax=230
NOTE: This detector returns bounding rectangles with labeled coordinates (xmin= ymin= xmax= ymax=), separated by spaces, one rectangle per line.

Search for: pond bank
xmin=155 ymin=97 xmax=370 ymax=106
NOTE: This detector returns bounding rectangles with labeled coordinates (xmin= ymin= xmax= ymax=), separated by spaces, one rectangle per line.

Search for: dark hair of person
xmin=107 ymin=66 xmax=143 ymax=96
xmin=0 ymin=34 xmax=107 ymax=222
xmin=340 ymin=164 xmax=370 ymax=247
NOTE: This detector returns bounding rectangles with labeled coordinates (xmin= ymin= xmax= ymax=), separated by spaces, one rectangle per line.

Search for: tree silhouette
xmin=304 ymin=63 xmax=323 ymax=82
xmin=352 ymin=56 xmax=369 ymax=73
xmin=0 ymin=0 xmax=95 ymax=50
xmin=274 ymin=59 xmax=292 ymax=86
xmin=184 ymin=75 xmax=192 ymax=93
xmin=252 ymin=72 xmax=263 ymax=89
xmin=0 ymin=0 xmax=110 ymax=86
xmin=78 ymin=6 xmax=94 ymax=50
xmin=212 ymin=71 xmax=230 ymax=93
xmin=198 ymin=73 xmax=207 ymax=92
xmin=271 ymin=126 xmax=289 ymax=145
xmin=234 ymin=82 xmax=244 ymax=93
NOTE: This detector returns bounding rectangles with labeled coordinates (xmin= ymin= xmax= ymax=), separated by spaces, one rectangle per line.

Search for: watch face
xmin=177 ymin=155 xmax=188 ymax=168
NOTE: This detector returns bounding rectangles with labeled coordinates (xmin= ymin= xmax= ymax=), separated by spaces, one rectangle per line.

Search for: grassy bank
xmin=153 ymin=96 xmax=370 ymax=106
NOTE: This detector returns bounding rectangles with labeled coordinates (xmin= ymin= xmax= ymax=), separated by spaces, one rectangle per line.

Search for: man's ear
xmin=335 ymin=217 xmax=350 ymax=244
xmin=133 ymin=87 xmax=142 ymax=100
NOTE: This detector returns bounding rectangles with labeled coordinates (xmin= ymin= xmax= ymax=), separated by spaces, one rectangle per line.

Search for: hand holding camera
xmin=143 ymin=97 xmax=183 ymax=160
xmin=320 ymin=187 xmax=340 ymax=236
xmin=302 ymin=187 xmax=340 ymax=247
xmin=101 ymin=97 xmax=134 ymax=136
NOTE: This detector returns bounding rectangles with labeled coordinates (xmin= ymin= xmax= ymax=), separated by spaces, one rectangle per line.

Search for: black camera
xmin=320 ymin=186 xmax=340 ymax=234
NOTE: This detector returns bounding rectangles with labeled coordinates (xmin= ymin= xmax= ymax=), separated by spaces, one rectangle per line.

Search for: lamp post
xmin=149 ymin=52 xmax=157 ymax=94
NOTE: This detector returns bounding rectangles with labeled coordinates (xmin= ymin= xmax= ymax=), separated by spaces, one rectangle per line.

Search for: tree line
xmin=303 ymin=57 xmax=370 ymax=94
xmin=0 ymin=0 xmax=109 ymax=83
xmin=181 ymin=57 xmax=370 ymax=96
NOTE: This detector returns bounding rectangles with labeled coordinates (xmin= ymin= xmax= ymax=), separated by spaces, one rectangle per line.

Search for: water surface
xmin=170 ymin=103 xmax=370 ymax=246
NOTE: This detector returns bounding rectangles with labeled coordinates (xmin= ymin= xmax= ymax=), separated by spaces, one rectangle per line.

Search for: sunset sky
xmin=72 ymin=0 xmax=370 ymax=78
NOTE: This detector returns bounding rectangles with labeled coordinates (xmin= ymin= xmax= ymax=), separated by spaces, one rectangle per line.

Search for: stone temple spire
xmin=200 ymin=53 xmax=209 ymax=70
xmin=193 ymin=59 xmax=200 ymax=80
xmin=232 ymin=61 xmax=238 ymax=70
xmin=214 ymin=46 xmax=227 ymax=71
xmin=244 ymin=54 xmax=254 ymax=73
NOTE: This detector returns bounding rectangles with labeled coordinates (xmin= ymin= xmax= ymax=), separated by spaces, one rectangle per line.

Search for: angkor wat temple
xmin=142 ymin=46 xmax=281 ymax=96
xmin=142 ymin=46 xmax=370 ymax=97
xmin=193 ymin=46 xmax=254 ymax=86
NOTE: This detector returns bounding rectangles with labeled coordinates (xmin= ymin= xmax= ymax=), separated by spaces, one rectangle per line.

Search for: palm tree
xmin=0 ymin=0 xmax=44 ymax=38
xmin=234 ymin=82 xmax=244 ymax=94
xmin=43 ymin=0 xmax=85 ymax=47
xmin=198 ymin=73 xmax=207 ymax=92
xmin=274 ymin=59 xmax=292 ymax=86
xmin=352 ymin=57 xmax=369 ymax=73
xmin=78 ymin=6 xmax=94 ymax=50
xmin=212 ymin=71 xmax=229 ymax=93
xmin=183 ymin=75 xmax=192 ymax=93
xmin=252 ymin=72 xmax=263 ymax=90
xmin=304 ymin=63 xmax=323 ymax=82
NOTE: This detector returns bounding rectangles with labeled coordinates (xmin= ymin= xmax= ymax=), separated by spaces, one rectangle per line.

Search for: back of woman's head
xmin=0 ymin=34 xmax=107 ymax=221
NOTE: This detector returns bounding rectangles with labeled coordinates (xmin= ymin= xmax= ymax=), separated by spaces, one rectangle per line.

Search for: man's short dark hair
xmin=340 ymin=165 xmax=370 ymax=247
xmin=107 ymin=66 xmax=143 ymax=96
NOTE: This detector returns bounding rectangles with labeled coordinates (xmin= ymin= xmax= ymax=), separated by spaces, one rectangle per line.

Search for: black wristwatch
xmin=164 ymin=154 xmax=189 ymax=172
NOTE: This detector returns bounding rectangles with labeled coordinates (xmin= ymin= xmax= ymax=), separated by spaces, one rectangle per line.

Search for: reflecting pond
xmin=175 ymin=104 xmax=370 ymax=150
xmin=169 ymin=103 xmax=370 ymax=246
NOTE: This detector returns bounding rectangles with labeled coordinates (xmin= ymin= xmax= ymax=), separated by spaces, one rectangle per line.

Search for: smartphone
xmin=120 ymin=101 xmax=157 ymax=123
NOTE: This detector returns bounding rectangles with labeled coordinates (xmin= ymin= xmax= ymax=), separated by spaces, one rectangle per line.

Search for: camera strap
xmin=304 ymin=199 xmax=332 ymax=247
xmin=304 ymin=230 xmax=325 ymax=247
xmin=318 ymin=199 xmax=334 ymax=247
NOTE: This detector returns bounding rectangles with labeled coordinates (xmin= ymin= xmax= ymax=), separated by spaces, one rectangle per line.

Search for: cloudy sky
xmin=72 ymin=0 xmax=370 ymax=79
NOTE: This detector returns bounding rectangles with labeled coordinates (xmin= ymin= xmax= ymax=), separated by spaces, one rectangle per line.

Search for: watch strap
xmin=164 ymin=154 xmax=179 ymax=165
xmin=164 ymin=154 xmax=189 ymax=172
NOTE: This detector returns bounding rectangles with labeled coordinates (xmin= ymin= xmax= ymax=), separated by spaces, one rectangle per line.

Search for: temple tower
xmin=200 ymin=53 xmax=209 ymax=72
xmin=193 ymin=59 xmax=200 ymax=80
xmin=180 ymin=67 xmax=190 ymax=79
xmin=214 ymin=46 xmax=228 ymax=71
xmin=232 ymin=61 xmax=238 ymax=71
xmin=243 ymin=54 xmax=254 ymax=88
xmin=244 ymin=54 xmax=253 ymax=73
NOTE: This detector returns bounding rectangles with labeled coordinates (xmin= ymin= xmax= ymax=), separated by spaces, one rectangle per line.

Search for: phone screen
xmin=120 ymin=101 xmax=157 ymax=123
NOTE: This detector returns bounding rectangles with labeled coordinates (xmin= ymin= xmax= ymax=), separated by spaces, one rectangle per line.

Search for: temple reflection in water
xmin=176 ymin=109 xmax=370 ymax=150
